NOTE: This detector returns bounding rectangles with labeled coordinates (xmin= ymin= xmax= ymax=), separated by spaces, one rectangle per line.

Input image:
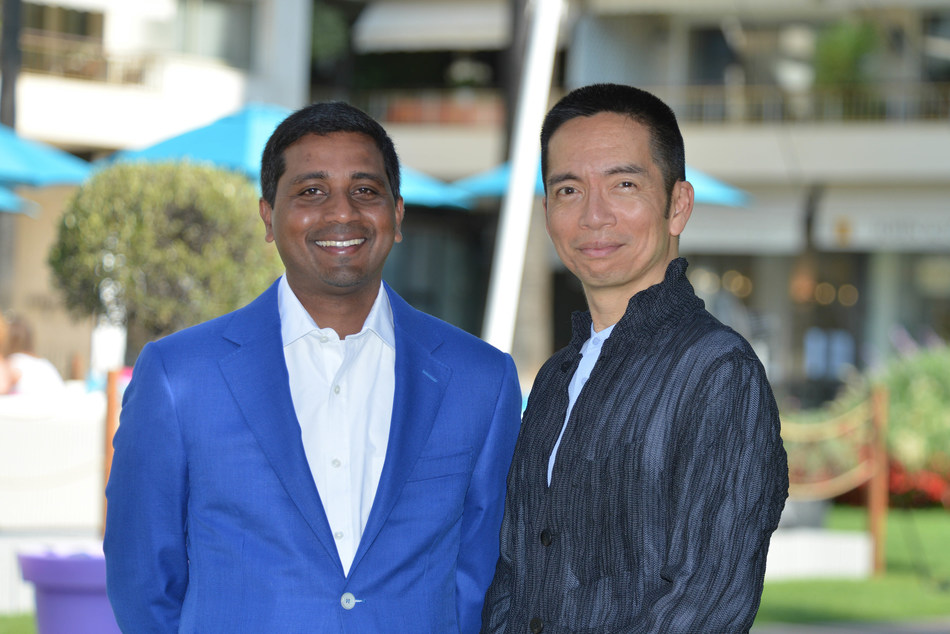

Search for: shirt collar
xmin=590 ymin=322 xmax=615 ymax=344
xmin=277 ymin=274 xmax=396 ymax=349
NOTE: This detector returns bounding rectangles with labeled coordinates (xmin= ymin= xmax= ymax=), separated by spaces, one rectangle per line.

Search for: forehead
xmin=281 ymin=131 xmax=385 ymax=172
xmin=549 ymin=112 xmax=654 ymax=163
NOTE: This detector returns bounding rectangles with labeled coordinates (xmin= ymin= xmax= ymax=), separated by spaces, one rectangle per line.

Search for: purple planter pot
xmin=17 ymin=552 xmax=120 ymax=634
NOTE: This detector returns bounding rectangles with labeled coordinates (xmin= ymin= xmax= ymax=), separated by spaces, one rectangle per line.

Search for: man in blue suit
xmin=104 ymin=102 xmax=522 ymax=633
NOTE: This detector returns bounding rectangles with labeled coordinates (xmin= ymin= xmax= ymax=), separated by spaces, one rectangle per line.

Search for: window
xmin=176 ymin=0 xmax=254 ymax=69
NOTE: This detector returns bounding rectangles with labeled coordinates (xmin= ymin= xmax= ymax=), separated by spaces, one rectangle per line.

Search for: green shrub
xmin=48 ymin=161 xmax=282 ymax=363
xmin=783 ymin=346 xmax=950 ymax=507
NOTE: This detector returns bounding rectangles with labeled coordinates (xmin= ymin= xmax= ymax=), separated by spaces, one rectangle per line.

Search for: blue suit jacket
xmin=104 ymin=281 xmax=521 ymax=633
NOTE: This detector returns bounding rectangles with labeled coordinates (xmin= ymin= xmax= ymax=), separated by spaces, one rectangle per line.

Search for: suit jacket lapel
xmin=349 ymin=285 xmax=451 ymax=573
xmin=217 ymin=281 xmax=343 ymax=574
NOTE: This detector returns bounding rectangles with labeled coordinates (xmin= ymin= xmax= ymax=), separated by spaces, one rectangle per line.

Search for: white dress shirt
xmin=278 ymin=275 xmax=396 ymax=576
xmin=547 ymin=322 xmax=615 ymax=486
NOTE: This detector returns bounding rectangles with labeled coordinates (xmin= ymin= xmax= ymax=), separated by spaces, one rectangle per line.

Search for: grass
xmin=1 ymin=506 xmax=947 ymax=632
xmin=0 ymin=614 xmax=33 ymax=634
xmin=754 ymin=505 xmax=950 ymax=625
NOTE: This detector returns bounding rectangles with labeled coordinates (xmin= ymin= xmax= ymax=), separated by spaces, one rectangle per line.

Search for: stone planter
xmin=777 ymin=498 xmax=831 ymax=530
xmin=17 ymin=551 xmax=120 ymax=634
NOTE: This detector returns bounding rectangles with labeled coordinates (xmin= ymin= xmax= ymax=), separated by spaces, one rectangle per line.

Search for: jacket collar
xmin=569 ymin=257 xmax=704 ymax=349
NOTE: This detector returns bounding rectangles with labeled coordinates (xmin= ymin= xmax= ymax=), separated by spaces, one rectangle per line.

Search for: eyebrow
xmin=290 ymin=171 xmax=388 ymax=187
xmin=290 ymin=171 xmax=328 ymax=185
xmin=605 ymin=163 xmax=648 ymax=177
xmin=546 ymin=171 xmax=578 ymax=189
xmin=350 ymin=171 xmax=388 ymax=187
xmin=546 ymin=163 xmax=648 ymax=189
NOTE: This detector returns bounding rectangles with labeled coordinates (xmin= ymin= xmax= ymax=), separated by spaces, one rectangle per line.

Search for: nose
xmin=579 ymin=187 xmax=615 ymax=230
xmin=324 ymin=192 xmax=360 ymax=223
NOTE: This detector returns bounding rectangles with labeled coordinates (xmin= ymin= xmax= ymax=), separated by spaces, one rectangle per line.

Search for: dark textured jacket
xmin=482 ymin=258 xmax=788 ymax=634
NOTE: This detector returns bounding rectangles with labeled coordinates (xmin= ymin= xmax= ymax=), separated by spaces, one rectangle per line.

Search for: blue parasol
xmin=105 ymin=103 xmax=471 ymax=209
xmin=0 ymin=185 xmax=35 ymax=214
xmin=453 ymin=161 xmax=750 ymax=207
xmin=400 ymin=166 xmax=472 ymax=209
xmin=0 ymin=124 xmax=91 ymax=188
xmin=105 ymin=103 xmax=292 ymax=180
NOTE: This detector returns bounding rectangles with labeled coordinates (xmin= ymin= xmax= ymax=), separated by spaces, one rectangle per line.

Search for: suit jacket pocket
xmin=406 ymin=450 xmax=473 ymax=482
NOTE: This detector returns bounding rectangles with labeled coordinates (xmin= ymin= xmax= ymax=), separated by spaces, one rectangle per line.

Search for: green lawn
xmin=1 ymin=506 xmax=947 ymax=632
xmin=755 ymin=505 xmax=950 ymax=625
xmin=0 ymin=614 xmax=33 ymax=634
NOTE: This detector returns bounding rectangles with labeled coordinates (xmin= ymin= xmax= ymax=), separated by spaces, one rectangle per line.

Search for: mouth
xmin=314 ymin=238 xmax=366 ymax=248
xmin=577 ymin=240 xmax=621 ymax=258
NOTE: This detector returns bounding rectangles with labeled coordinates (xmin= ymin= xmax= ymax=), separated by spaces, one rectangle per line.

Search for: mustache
xmin=309 ymin=222 xmax=372 ymax=241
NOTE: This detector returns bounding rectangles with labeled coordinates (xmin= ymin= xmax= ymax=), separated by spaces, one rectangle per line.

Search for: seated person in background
xmin=0 ymin=313 xmax=18 ymax=394
xmin=5 ymin=316 xmax=64 ymax=395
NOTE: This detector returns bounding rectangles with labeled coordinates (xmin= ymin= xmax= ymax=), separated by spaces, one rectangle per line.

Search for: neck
xmin=583 ymin=259 xmax=676 ymax=332
xmin=584 ymin=286 xmax=632 ymax=332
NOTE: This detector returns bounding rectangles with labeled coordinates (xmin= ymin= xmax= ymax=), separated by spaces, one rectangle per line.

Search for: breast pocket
xmin=395 ymin=450 xmax=474 ymax=524
xmin=406 ymin=450 xmax=473 ymax=482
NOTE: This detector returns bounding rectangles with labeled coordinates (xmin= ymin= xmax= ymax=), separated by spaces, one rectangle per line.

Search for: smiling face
xmin=544 ymin=112 xmax=693 ymax=314
xmin=259 ymin=131 xmax=404 ymax=309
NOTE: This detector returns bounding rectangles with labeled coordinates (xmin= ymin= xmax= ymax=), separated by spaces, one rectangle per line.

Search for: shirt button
xmin=530 ymin=617 xmax=544 ymax=633
xmin=540 ymin=529 xmax=553 ymax=547
xmin=333 ymin=385 xmax=341 ymax=394
xmin=331 ymin=458 xmax=342 ymax=468
xmin=334 ymin=531 xmax=344 ymax=540
xmin=340 ymin=592 xmax=356 ymax=610
xmin=320 ymin=335 xmax=329 ymax=343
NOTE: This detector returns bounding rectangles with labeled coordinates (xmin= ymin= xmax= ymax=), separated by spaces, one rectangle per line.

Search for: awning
xmin=814 ymin=186 xmax=950 ymax=252
xmin=353 ymin=1 xmax=509 ymax=52
xmin=680 ymin=188 xmax=805 ymax=255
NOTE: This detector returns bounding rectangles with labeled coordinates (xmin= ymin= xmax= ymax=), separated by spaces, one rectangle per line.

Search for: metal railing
xmin=20 ymin=29 xmax=155 ymax=86
xmin=352 ymin=82 xmax=950 ymax=125
xmin=649 ymin=83 xmax=950 ymax=123
xmin=348 ymin=89 xmax=506 ymax=126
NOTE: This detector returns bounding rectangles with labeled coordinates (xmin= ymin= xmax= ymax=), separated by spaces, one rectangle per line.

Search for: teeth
xmin=315 ymin=238 xmax=365 ymax=247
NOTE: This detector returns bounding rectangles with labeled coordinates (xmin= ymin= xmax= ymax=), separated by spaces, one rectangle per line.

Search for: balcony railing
xmin=353 ymin=82 xmax=950 ymax=126
xmin=20 ymin=29 xmax=154 ymax=86
xmin=649 ymin=83 xmax=950 ymax=123
xmin=350 ymin=89 xmax=506 ymax=126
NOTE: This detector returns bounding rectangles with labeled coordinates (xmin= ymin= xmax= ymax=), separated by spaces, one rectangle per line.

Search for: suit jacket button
xmin=340 ymin=592 xmax=356 ymax=610
xmin=530 ymin=617 xmax=544 ymax=633
xmin=540 ymin=529 xmax=553 ymax=547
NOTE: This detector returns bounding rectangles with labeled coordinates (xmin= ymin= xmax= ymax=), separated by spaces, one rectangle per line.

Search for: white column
xmin=482 ymin=0 xmax=564 ymax=352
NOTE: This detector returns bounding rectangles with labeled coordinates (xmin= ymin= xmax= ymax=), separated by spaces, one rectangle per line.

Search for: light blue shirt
xmin=547 ymin=322 xmax=615 ymax=485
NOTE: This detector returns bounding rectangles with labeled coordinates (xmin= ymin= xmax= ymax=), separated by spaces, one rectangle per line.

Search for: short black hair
xmin=260 ymin=101 xmax=401 ymax=207
xmin=540 ymin=83 xmax=685 ymax=200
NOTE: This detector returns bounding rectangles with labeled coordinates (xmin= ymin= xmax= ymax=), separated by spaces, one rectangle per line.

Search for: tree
xmin=48 ymin=161 xmax=282 ymax=364
xmin=814 ymin=20 xmax=879 ymax=87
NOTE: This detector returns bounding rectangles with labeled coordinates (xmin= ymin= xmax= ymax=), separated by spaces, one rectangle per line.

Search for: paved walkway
xmin=752 ymin=618 xmax=950 ymax=633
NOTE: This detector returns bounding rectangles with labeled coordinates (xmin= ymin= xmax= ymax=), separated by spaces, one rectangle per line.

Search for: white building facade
xmin=355 ymin=0 xmax=950 ymax=406
xmin=13 ymin=0 xmax=311 ymax=153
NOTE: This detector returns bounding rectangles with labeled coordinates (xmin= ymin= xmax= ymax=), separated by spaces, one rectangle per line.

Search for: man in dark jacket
xmin=482 ymin=83 xmax=788 ymax=634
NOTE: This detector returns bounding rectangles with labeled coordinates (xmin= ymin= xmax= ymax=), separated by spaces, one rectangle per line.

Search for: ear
xmin=259 ymin=198 xmax=275 ymax=243
xmin=668 ymin=180 xmax=694 ymax=237
xmin=393 ymin=197 xmax=406 ymax=243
